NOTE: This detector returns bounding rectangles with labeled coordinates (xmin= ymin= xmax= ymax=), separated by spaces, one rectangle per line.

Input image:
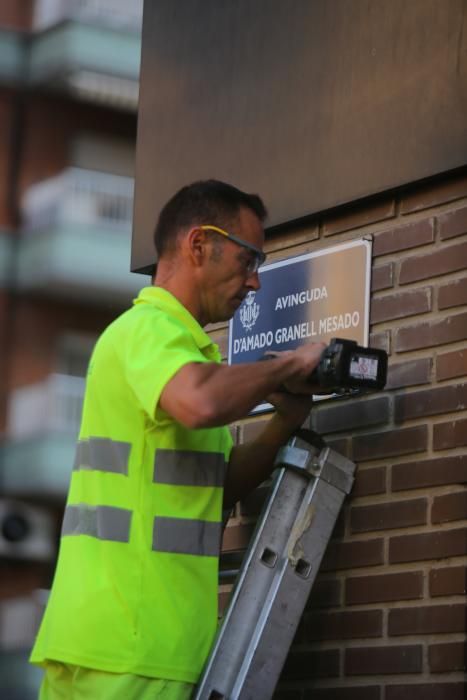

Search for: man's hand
xmin=264 ymin=342 xmax=326 ymax=395
xmin=223 ymin=341 xmax=326 ymax=506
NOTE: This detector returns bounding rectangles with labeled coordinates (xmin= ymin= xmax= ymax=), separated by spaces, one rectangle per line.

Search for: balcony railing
xmin=28 ymin=0 xmax=142 ymax=110
xmin=33 ymin=0 xmax=144 ymax=33
xmin=0 ymin=230 xmax=13 ymax=287
xmin=0 ymin=595 xmax=45 ymax=699
xmin=0 ymin=29 xmax=26 ymax=84
xmin=2 ymin=374 xmax=85 ymax=498
xmin=22 ymin=167 xmax=134 ymax=233
xmin=8 ymin=373 xmax=85 ymax=439
xmin=0 ymin=1 xmax=142 ymax=106
xmin=16 ymin=167 xmax=147 ymax=304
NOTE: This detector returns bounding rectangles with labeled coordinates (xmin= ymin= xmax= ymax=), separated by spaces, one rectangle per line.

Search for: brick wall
xmin=216 ymin=167 xmax=467 ymax=699
xmin=0 ymin=1 xmax=33 ymax=31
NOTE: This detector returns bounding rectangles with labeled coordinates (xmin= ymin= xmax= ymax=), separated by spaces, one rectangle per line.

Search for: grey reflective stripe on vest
xmin=73 ymin=438 xmax=131 ymax=475
xmin=62 ymin=504 xmax=132 ymax=543
xmin=153 ymin=449 xmax=226 ymax=488
xmin=152 ymin=516 xmax=222 ymax=557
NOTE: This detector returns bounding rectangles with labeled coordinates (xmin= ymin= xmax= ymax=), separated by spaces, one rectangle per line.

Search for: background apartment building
xmin=0 ymin=2 xmax=145 ymax=696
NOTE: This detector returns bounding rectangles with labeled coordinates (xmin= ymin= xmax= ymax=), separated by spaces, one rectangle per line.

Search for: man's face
xmin=201 ymin=207 xmax=265 ymax=324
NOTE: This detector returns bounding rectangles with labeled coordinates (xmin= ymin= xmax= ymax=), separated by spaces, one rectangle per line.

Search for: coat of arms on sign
xmin=240 ymin=292 xmax=260 ymax=331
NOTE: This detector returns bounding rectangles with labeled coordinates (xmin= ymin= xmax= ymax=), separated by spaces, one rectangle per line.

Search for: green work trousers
xmin=38 ymin=661 xmax=195 ymax=700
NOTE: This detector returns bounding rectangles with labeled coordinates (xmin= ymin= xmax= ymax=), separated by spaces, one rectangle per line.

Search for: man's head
xmin=154 ymin=180 xmax=267 ymax=259
xmin=153 ymin=180 xmax=268 ymax=324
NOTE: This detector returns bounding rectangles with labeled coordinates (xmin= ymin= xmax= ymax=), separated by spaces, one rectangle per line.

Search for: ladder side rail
xmin=196 ymin=466 xmax=311 ymax=697
xmin=195 ymin=438 xmax=355 ymax=700
xmin=235 ymin=474 xmax=350 ymax=699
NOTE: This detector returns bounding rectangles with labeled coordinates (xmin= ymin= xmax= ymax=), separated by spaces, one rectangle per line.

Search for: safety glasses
xmin=200 ymin=225 xmax=266 ymax=275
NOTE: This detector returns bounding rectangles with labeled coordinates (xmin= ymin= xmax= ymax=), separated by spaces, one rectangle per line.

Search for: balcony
xmin=0 ymin=594 xmax=47 ymax=700
xmin=2 ymin=373 xmax=84 ymax=499
xmin=0 ymin=230 xmax=13 ymax=287
xmin=28 ymin=0 xmax=143 ymax=110
xmin=0 ymin=29 xmax=26 ymax=85
xmin=16 ymin=167 xmax=148 ymax=305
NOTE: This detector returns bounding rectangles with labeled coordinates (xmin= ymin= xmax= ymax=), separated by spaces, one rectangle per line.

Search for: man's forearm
xmin=224 ymin=407 xmax=309 ymax=508
xmin=160 ymin=343 xmax=324 ymax=429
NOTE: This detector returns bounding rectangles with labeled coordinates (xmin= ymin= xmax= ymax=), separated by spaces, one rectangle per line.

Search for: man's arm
xmin=223 ymin=391 xmax=314 ymax=508
xmin=159 ymin=342 xmax=325 ymax=429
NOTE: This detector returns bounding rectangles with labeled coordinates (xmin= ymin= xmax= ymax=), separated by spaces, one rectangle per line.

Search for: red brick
xmin=325 ymin=437 xmax=351 ymax=458
xmin=352 ymin=466 xmax=386 ymax=498
xmin=350 ymin=499 xmax=427 ymax=533
xmin=240 ymin=484 xmax=270 ymax=517
xmin=352 ymin=426 xmax=428 ymax=462
xmin=281 ymin=649 xmax=340 ymax=680
xmin=241 ymin=418 xmax=269 ymax=442
xmin=221 ymin=523 xmax=254 ymax=552
xmin=429 ymin=642 xmax=467 ymax=672
xmin=274 ymin=689 xmax=302 ymax=700
xmin=305 ymin=609 xmax=382 ymax=641
xmin=392 ymin=455 xmax=467 ymax=491
xmin=321 ymin=538 xmax=384 ymax=572
xmin=303 ymin=687 xmax=380 ymax=700
xmin=395 ymin=311 xmax=467 ymax=352
xmin=389 ymin=528 xmax=467 ymax=564
xmin=399 ymin=240 xmax=467 ymax=284
xmin=370 ymin=288 xmax=431 ymax=324
xmin=0 ymin=562 xmax=49 ymax=598
xmin=430 ymin=566 xmax=467 ymax=597
xmin=434 ymin=417 xmax=467 ymax=450
xmin=369 ymin=330 xmax=391 ymax=354
xmin=346 ymin=571 xmax=423 ymax=605
xmin=400 ymin=172 xmax=467 ymax=214
xmin=265 ymin=221 xmax=319 ymax=254
xmin=274 ymin=685 xmax=303 ymax=700
xmin=386 ymin=357 xmax=432 ymax=390
xmin=345 ymin=645 xmax=422 ymax=675
xmin=323 ymin=198 xmax=395 ymax=236
xmin=228 ymin=424 xmax=239 ymax=444
xmin=388 ymin=604 xmax=466 ymax=636
xmin=386 ymin=682 xmax=466 ymax=700
xmin=394 ymin=383 xmax=467 ymax=422
xmin=332 ymin=511 xmax=346 ymax=539
xmin=313 ymin=397 xmax=390 ymax=435
xmin=438 ymin=276 xmax=467 ymax=310
xmin=306 ymin=577 xmax=342 ymax=609
xmin=371 ymin=262 xmax=394 ymax=291
xmin=218 ymin=589 xmax=231 ymax=615
xmin=438 ymin=204 xmax=467 ymax=240
xmin=436 ymin=348 xmax=467 ymax=381
xmin=432 ymin=491 xmax=467 ymax=524
xmin=373 ymin=219 xmax=434 ymax=257
xmin=0 ymin=3 xmax=33 ymax=30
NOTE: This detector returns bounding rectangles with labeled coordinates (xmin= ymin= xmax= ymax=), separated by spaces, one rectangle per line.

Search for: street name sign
xmin=228 ymin=238 xmax=372 ymax=405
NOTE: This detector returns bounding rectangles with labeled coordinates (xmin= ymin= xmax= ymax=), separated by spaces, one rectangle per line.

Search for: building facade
xmin=0 ymin=2 xmax=144 ymax=696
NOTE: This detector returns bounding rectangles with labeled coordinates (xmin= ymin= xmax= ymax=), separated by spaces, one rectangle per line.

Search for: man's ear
xmin=185 ymin=227 xmax=208 ymax=267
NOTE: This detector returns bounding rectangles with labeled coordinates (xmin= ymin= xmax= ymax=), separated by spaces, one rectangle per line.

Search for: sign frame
xmin=228 ymin=237 xmax=373 ymax=413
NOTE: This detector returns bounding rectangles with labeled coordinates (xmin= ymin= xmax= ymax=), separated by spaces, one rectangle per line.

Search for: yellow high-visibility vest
xmin=30 ymin=287 xmax=233 ymax=683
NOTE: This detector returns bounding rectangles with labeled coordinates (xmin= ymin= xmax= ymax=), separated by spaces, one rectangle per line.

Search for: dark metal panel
xmin=132 ymin=0 xmax=467 ymax=273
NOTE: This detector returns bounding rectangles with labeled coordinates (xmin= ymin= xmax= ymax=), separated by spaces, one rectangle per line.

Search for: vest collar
xmin=133 ymin=286 xmax=215 ymax=351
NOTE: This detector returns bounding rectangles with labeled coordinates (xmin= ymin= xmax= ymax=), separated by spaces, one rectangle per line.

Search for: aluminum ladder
xmin=194 ymin=429 xmax=356 ymax=700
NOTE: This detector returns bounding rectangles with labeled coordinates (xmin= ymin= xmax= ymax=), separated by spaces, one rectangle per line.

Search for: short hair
xmin=153 ymin=179 xmax=267 ymax=258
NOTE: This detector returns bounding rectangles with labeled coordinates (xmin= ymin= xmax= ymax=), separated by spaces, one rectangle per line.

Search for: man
xmin=31 ymin=180 xmax=325 ymax=699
